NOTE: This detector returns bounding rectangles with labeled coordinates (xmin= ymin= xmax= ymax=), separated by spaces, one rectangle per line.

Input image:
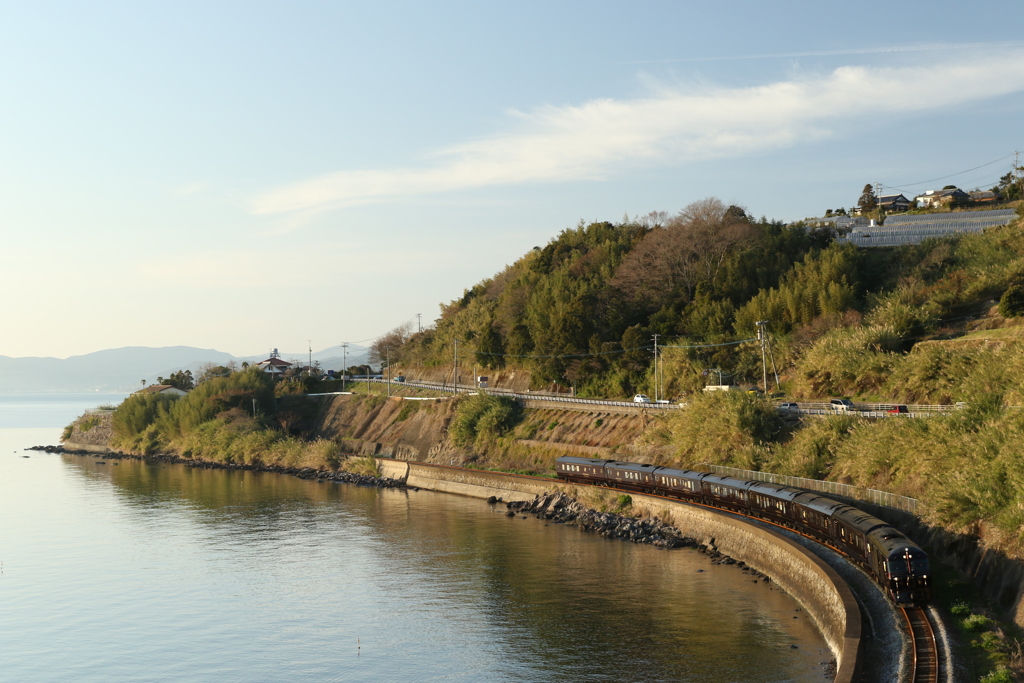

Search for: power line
xmin=889 ymin=153 xmax=1015 ymax=189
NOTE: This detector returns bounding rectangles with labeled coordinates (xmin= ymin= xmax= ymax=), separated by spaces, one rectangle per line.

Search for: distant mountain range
xmin=0 ymin=345 xmax=371 ymax=393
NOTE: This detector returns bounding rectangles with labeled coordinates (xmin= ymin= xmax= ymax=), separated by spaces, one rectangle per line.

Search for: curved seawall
xmin=379 ymin=458 xmax=862 ymax=682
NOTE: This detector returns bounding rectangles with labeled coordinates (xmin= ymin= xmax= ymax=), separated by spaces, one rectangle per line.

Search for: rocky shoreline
xmin=499 ymin=492 xmax=774 ymax=583
xmin=36 ymin=443 xmax=770 ymax=583
xmin=27 ymin=444 xmax=406 ymax=489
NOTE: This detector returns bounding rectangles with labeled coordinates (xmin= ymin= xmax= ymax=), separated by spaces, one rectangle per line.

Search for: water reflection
xmin=58 ymin=454 xmax=831 ymax=682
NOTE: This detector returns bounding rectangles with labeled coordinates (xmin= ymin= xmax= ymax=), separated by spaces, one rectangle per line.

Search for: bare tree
xmin=612 ymin=197 xmax=754 ymax=308
xmin=369 ymin=322 xmax=414 ymax=367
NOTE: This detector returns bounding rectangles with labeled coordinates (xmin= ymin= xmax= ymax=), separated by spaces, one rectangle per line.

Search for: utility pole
xmin=651 ymin=333 xmax=660 ymax=402
xmin=416 ymin=313 xmax=422 ymax=333
xmin=756 ymin=321 xmax=769 ymax=394
xmin=1011 ymin=150 xmax=1019 ymax=198
xmin=453 ymin=338 xmax=459 ymax=394
xmin=341 ymin=343 xmax=348 ymax=391
xmin=756 ymin=320 xmax=781 ymax=394
xmin=308 ymin=340 xmax=312 ymax=379
xmin=386 ymin=346 xmax=391 ymax=398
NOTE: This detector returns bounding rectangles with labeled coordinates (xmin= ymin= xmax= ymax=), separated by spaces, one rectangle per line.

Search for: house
xmin=969 ymin=190 xmax=1001 ymax=203
xmin=254 ymin=348 xmax=293 ymax=380
xmin=877 ymin=194 xmax=911 ymax=212
xmin=915 ymin=188 xmax=970 ymax=208
xmin=135 ymin=384 xmax=188 ymax=397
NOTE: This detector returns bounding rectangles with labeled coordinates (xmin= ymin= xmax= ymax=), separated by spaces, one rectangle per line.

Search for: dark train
xmin=554 ymin=456 xmax=931 ymax=605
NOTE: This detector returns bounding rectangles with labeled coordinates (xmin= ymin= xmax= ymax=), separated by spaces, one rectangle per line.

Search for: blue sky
xmin=3 ymin=1 xmax=1023 ymax=358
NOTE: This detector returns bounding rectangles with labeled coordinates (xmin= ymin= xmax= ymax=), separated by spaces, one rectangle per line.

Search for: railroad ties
xmin=902 ymin=607 xmax=939 ymax=683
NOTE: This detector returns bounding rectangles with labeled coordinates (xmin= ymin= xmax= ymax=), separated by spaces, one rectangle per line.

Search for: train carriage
xmin=652 ymin=467 xmax=706 ymax=502
xmin=746 ymin=481 xmax=803 ymax=525
xmin=831 ymin=506 xmax=890 ymax=564
xmin=791 ymin=493 xmax=846 ymax=544
xmin=700 ymin=475 xmax=754 ymax=512
xmin=554 ymin=457 xmax=613 ymax=485
xmin=870 ymin=534 xmax=931 ymax=605
xmin=604 ymin=461 xmax=660 ymax=493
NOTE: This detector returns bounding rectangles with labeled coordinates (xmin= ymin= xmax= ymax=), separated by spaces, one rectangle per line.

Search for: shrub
xmin=950 ymin=601 xmax=971 ymax=617
xmin=980 ymin=667 xmax=1013 ymax=683
xmin=112 ymin=393 xmax=176 ymax=441
xmin=962 ymin=613 xmax=993 ymax=632
xmin=449 ymin=394 xmax=523 ymax=448
xmin=616 ymin=494 xmax=632 ymax=510
xmin=668 ymin=392 xmax=784 ymax=470
xmin=999 ymin=284 xmax=1024 ymax=318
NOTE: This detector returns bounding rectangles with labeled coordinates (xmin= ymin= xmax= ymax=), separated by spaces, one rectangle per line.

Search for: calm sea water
xmin=0 ymin=395 xmax=830 ymax=682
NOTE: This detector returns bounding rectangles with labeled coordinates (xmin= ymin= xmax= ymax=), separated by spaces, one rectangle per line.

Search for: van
xmin=830 ymin=398 xmax=855 ymax=413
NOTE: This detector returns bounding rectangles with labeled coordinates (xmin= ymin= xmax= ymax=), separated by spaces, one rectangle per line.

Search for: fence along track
xmin=902 ymin=607 xmax=939 ymax=683
xmin=701 ymin=464 xmax=920 ymax=515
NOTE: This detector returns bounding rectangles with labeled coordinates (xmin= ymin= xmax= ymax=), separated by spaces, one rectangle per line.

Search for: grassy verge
xmin=932 ymin=562 xmax=1023 ymax=681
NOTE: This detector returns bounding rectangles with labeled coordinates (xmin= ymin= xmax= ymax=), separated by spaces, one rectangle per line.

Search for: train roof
xmin=747 ymin=481 xmax=805 ymax=501
xmin=832 ymin=505 xmax=893 ymax=536
xmin=605 ymin=461 xmax=660 ymax=473
xmin=555 ymin=456 xmax=613 ymax=467
xmin=701 ymin=474 xmax=756 ymax=490
xmin=792 ymin=492 xmax=847 ymax=516
xmin=652 ymin=466 xmax=707 ymax=482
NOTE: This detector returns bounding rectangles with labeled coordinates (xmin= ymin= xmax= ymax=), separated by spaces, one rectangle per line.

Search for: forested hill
xmin=389 ymin=198 xmax=1024 ymax=401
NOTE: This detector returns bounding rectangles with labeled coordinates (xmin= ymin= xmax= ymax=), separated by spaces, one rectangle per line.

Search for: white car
xmin=830 ymin=398 xmax=855 ymax=413
xmin=633 ymin=394 xmax=652 ymax=403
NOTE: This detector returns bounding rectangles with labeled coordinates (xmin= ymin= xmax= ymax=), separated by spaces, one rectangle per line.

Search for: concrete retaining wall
xmin=378 ymin=458 xmax=862 ymax=682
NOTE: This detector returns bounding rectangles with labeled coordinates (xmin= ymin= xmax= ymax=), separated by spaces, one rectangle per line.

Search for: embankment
xmin=63 ymin=411 xmax=115 ymax=453
xmin=312 ymin=393 xmax=651 ymax=470
xmin=380 ymin=458 xmax=861 ymax=682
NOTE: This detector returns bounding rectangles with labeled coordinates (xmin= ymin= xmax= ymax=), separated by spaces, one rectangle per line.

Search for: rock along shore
xmin=500 ymin=491 xmax=773 ymax=582
xmin=27 ymin=444 xmax=406 ymax=489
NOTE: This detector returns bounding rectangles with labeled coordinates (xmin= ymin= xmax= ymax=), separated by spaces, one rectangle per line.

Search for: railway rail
xmin=902 ymin=606 xmax=939 ymax=683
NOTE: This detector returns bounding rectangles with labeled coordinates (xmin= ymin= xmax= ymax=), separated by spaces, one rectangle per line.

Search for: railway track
xmin=902 ymin=606 xmax=939 ymax=683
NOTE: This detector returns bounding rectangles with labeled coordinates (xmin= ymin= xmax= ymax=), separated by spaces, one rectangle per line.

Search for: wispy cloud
xmin=623 ymin=41 xmax=1024 ymax=64
xmin=253 ymin=49 xmax=1024 ymax=216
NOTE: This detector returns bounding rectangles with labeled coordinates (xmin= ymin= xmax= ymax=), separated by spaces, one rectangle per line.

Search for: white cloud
xmin=253 ymin=49 xmax=1024 ymax=215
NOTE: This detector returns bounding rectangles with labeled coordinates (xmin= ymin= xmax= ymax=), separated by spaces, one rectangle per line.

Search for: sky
xmin=3 ymin=1 xmax=1024 ymax=359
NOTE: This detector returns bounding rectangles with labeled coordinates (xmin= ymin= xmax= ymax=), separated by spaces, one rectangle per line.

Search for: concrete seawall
xmin=379 ymin=458 xmax=862 ymax=682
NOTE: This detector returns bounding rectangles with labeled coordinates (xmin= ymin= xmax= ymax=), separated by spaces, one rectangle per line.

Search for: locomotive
xmin=554 ymin=456 xmax=931 ymax=605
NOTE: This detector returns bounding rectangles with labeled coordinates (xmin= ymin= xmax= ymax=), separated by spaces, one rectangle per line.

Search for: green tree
xmin=475 ymin=319 xmax=505 ymax=369
xmin=157 ymin=369 xmax=194 ymax=391
xmin=857 ymin=184 xmax=877 ymax=214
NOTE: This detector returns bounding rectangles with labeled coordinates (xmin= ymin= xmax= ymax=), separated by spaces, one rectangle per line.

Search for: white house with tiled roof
xmin=254 ymin=348 xmax=293 ymax=380
xmin=134 ymin=384 xmax=188 ymax=397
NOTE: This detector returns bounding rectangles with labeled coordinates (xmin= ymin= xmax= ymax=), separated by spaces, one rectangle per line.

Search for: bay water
xmin=0 ymin=394 xmax=831 ymax=682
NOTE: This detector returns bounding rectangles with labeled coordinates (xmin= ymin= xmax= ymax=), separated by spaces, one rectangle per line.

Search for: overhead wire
xmin=887 ymin=153 xmax=1015 ymax=189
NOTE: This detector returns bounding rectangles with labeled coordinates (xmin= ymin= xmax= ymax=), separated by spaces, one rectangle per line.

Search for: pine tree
xmin=857 ymin=184 xmax=877 ymax=214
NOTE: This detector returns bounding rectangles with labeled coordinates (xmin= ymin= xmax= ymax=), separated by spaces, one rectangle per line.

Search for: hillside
xmin=388 ymin=198 xmax=1024 ymax=404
